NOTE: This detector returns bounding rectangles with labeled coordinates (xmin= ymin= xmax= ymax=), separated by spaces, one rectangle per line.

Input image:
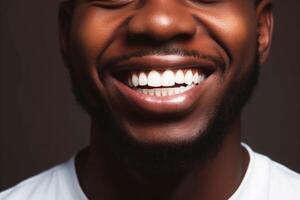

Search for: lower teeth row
xmin=134 ymin=84 xmax=196 ymax=97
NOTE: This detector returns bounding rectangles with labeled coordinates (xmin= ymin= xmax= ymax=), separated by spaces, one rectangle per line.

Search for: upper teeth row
xmin=128 ymin=69 xmax=205 ymax=88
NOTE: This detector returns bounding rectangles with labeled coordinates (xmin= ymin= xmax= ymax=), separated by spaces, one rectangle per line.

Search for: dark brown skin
xmin=59 ymin=0 xmax=273 ymax=199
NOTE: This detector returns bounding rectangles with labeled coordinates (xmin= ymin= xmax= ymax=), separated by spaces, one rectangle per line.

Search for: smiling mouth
xmin=108 ymin=55 xmax=215 ymax=98
xmin=104 ymin=54 xmax=219 ymax=115
xmin=121 ymin=67 xmax=209 ymax=97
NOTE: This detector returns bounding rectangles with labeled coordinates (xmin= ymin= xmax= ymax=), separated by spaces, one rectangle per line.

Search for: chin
xmin=103 ymin=110 xmax=226 ymax=174
xmin=118 ymin=112 xmax=211 ymax=145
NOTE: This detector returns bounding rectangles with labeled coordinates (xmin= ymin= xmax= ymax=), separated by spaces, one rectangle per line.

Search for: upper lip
xmin=105 ymin=55 xmax=219 ymax=75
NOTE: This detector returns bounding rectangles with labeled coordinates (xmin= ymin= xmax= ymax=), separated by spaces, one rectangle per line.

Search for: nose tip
xmin=126 ymin=3 xmax=197 ymax=43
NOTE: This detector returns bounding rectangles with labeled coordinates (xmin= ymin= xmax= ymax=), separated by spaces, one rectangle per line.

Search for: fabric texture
xmin=0 ymin=144 xmax=299 ymax=200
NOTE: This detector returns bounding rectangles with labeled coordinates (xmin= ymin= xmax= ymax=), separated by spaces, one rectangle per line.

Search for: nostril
xmin=172 ymin=33 xmax=195 ymax=42
xmin=126 ymin=33 xmax=162 ymax=45
xmin=126 ymin=31 xmax=195 ymax=45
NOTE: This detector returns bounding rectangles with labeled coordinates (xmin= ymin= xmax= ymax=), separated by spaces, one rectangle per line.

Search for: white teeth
xmin=148 ymin=70 xmax=161 ymax=87
xmin=155 ymin=88 xmax=161 ymax=97
xmin=149 ymin=89 xmax=155 ymax=96
xmin=132 ymin=73 xmax=139 ymax=87
xmin=135 ymin=85 xmax=196 ymax=96
xmin=184 ymin=70 xmax=193 ymax=85
xmin=129 ymin=69 xmax=205 ymax=87
xmin=193 ymin=71 xmax=199 ymax=84
xmin=174 ymin=87 xmax=180 ymax=95
xmin=129 ymin=68 xmax=207 ymax=96
xmin=161 ymin=88 xmax=168 ymax=96
xmin=167 ymin=88 xmax=174 ymax=96
xmin=139 ymin=72 xmax=148 ymax=86
xmin=142 ymin=89 xmax=148 ymax=95
xmin=180 ymin=86 xmax=186 ymax=93
xmin=175 ymin=70 xmax=185 ymax=84
xmin=161 ymin=70 xmax=175 ymax=87
xmin=198 ymin=73 xmax=205 ymax=83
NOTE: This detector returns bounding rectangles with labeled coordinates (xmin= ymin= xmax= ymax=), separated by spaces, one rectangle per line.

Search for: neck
xmin=76 ymin=117 xmax=248 ymax=200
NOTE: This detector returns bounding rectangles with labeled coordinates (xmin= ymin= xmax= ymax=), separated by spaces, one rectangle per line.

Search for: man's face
xmin=61 ymin=0 xmax=271 ymax=146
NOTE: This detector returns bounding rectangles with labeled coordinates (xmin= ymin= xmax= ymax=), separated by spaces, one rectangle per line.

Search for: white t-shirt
xmin=0 ymin=144 xmax=299 ymax=200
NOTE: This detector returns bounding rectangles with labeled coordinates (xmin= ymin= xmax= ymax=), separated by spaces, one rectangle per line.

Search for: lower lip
xmin=108 ymin=74 xmax=211 ymax=115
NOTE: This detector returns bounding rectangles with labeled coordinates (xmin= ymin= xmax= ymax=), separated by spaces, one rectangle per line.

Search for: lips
xmin=104 ymin=55 xmax=218 ymax=115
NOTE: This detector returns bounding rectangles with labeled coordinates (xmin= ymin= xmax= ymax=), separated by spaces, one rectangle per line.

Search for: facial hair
xmin=68 ymin=48 xmax=260 ymax=178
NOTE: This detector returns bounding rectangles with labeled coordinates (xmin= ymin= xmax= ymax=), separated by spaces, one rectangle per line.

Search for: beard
xmin=68 ymin=49 xmax=260 ymax=179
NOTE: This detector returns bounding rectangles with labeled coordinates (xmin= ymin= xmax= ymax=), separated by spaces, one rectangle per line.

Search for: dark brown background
xmin=0 ymin=0 xmax=299 ymax=191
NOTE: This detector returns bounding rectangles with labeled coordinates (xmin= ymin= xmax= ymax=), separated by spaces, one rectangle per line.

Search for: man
xmin=0 ymin=0 xmax=299 ymax=199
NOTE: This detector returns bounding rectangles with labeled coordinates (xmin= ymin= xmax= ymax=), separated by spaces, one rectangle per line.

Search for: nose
xmin=126 ymin=0 xmax=197 ymax=43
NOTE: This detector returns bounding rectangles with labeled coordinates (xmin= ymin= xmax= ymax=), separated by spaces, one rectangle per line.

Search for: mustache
xmin=102 ymin=47 xmax=226 ymax=71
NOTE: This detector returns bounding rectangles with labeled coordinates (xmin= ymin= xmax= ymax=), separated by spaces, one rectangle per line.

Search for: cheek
xmin=220 ymin=15 xmax=257 ymax=82
xmin=205 ymin=5 xmax=258 ymax=82
xmin=66 ymin=8 xmax=117 ymax=108
xmin=70 ymin=8 xmax=115 ymax=65
xmin=69 ymin=7 xmax=128 ymax=100
xmin=218 ymin=16 xmax=254 ymax=52
xmin=213 ymin=8 xmax=257 ymax=63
